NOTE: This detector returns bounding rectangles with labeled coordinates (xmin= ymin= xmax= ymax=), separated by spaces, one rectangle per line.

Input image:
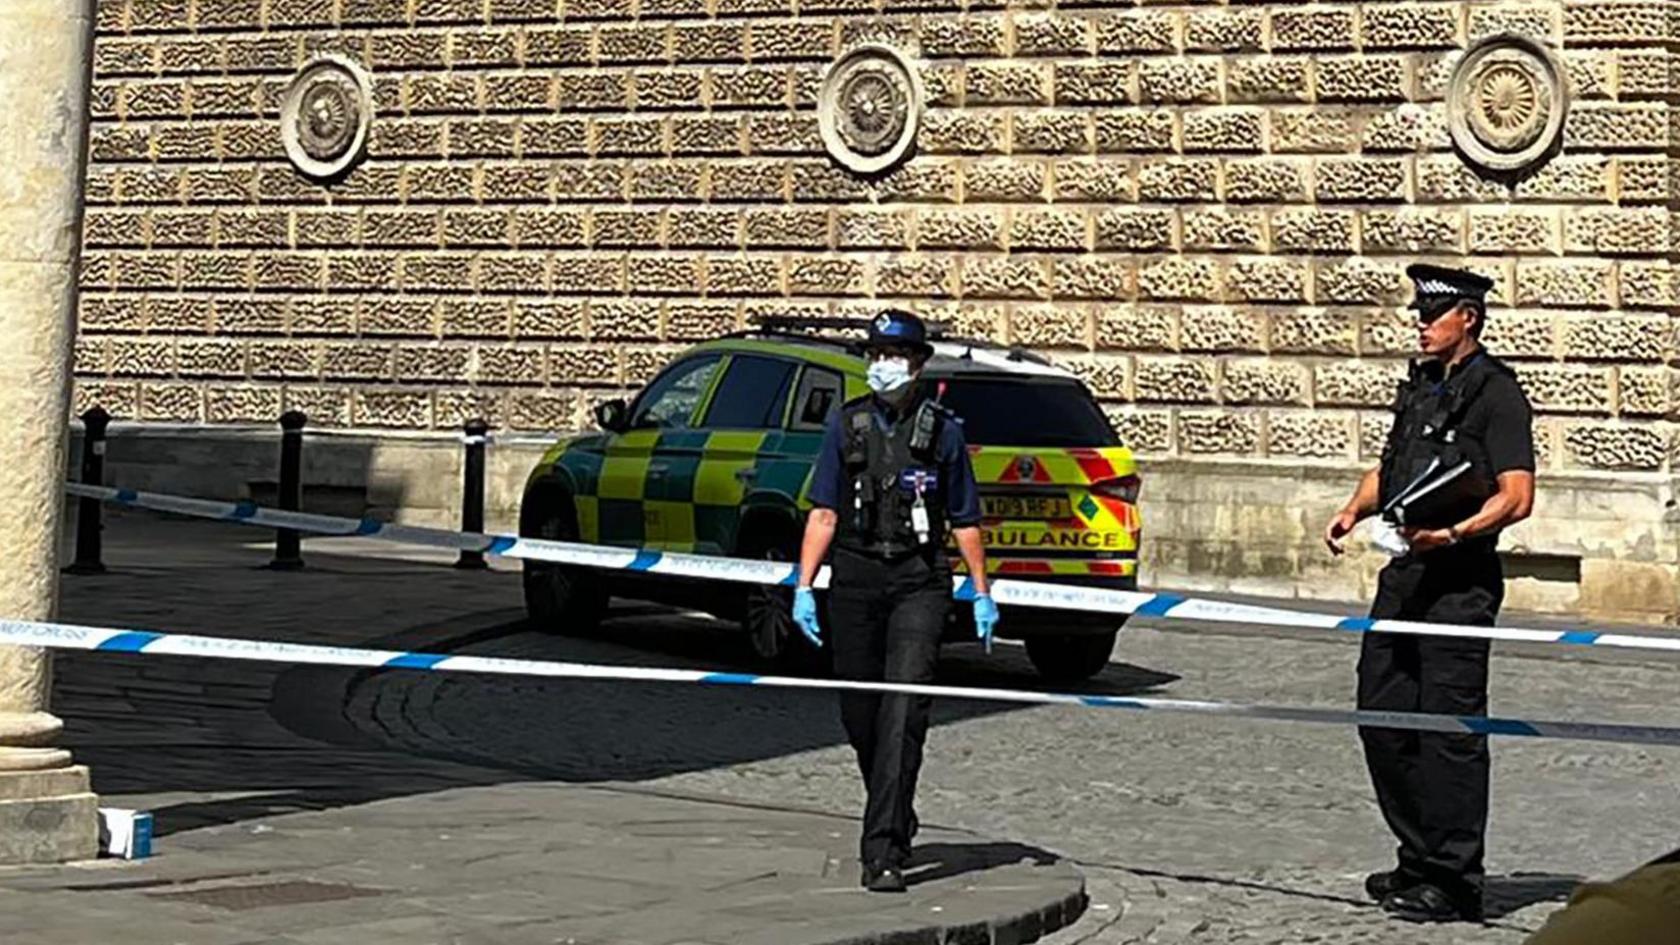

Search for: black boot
xmin=1364 ymin=869 xmax=1414 ymax=902
xmin=1381 ymin=884 xmax=1483 ymax=923
xmin=861 ymin=861 xmax=906 ymax=893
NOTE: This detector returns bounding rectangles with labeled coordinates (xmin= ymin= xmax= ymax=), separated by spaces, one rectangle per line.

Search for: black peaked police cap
xmin=1406 ymin=263 xmax=1494 ymax=321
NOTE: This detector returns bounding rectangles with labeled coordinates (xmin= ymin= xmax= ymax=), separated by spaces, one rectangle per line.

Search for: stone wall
xmin=70 ymin=423 xmax=1680 ymax=623
xmin=72 ymin=0 xmax=1680 ymax=620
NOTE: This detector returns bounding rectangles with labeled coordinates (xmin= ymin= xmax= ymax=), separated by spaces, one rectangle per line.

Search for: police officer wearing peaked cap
xmin=792 ymin=308 xmax=998 ymax=893
xmin=1325 ymin=263 xmax=1537 ymax=924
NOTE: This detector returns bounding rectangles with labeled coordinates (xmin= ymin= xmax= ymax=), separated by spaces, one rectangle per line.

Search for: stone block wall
xmin=71 ymin=0 xmax=1680 ymax=619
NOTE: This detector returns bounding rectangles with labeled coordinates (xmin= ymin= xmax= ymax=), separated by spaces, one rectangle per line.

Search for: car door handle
xmin=734 ymin=468 xmax=757 ymax=482
xmin=648 ymin=462 xmax=669 ymax=477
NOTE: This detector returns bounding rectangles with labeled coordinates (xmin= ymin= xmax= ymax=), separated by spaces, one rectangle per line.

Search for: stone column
xmin=0 ymin=0 xmax=100 ymax=863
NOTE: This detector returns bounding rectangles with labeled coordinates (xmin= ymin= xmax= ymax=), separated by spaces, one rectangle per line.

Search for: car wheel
xmin=739 ymin=526 xmax=828 ymax=674
xmin=1024 ymin=631 xmax=1117 ymax=683
xmin=521 ymin=498 xmax=607 ymax=636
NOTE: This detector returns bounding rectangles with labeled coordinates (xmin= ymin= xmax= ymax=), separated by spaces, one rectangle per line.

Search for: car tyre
xmin=522 ymin=496 xmax=607 ymax=636
xmin=1024 ymin=631 xmax=1117 ymax=683
xmin=739 ymin=523 xmax=830 ymax=675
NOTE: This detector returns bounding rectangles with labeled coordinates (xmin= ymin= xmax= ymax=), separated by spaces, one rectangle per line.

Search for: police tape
xmin=65 ymin=482 xmax=1680 ymax=658
xmin=4 ymin=616 xmax=1679 ymax=748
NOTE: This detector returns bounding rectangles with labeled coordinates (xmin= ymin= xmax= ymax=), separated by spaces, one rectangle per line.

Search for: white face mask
xmin=866 ymin=357 xmax=913 ymax=394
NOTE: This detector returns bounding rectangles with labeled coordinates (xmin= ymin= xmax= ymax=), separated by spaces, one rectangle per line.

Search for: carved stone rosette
xmin=818 ymin=43 xmax=924 ymax=176
xmin=1447 ymin=33 xmax=1568 ymax=176
xmin=280 ymin=55 xmax=374 ymax=181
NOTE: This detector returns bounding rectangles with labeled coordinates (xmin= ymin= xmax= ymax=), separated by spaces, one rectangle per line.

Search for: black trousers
xmin=828 ymin=546 xmax=951 ymax=867
xmin=1357 ymin=547 xmax=1502 ymax=905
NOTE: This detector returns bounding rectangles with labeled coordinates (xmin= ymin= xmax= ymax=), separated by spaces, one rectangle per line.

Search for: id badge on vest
xmin=900 ymin=468 xmax=938 ymax=545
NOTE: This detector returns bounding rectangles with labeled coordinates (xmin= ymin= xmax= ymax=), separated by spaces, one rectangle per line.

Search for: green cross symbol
xmin=1077 ymin=495 xmax=1100 ymax=520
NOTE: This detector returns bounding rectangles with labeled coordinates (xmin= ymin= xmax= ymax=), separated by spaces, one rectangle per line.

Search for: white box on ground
xmin=98 ymin=808 xmax=153 ymax=860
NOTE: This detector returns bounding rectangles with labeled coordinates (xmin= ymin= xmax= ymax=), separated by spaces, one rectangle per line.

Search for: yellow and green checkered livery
xmin=525 ymin=338 xmax=871 ymax=557
xmin=518 ymin=327 xmax=1145 ymax=681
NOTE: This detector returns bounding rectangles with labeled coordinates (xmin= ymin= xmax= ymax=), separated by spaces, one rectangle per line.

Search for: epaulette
xmin=840 ymin=395 xmax=874 ymax=436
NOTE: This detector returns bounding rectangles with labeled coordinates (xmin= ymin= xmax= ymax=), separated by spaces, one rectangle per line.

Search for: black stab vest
xmin=833 ymin=394 xmax=949 ymax=559
xmin=1378 ymin=351 xmax=1509 ymax=536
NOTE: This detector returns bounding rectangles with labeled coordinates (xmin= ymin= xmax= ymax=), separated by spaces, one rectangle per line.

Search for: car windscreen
xmin=927 ymin=376 xmax=1119 ymax=447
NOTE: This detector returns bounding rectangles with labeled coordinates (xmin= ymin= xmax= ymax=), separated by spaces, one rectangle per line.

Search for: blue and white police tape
xmin=66 ymin=482 xmax=1680 ymax=658
xmin=4 ymin=616 xmax=1680 ymax=748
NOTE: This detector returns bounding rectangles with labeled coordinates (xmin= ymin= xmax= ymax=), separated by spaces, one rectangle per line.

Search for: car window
xmin=790 ymin=366 xmax=844 ymax=431
xmin=930 ymin=377 xmax=1119 ymax=447
xmin=630 ymin=355 xmax=722 ymax=429
xmin=702 ymin=354 xmax=798 ymax=429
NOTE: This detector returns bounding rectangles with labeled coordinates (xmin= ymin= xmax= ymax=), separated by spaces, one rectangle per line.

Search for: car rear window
xmin=929 ymin=377 xmax=1118 ymax=447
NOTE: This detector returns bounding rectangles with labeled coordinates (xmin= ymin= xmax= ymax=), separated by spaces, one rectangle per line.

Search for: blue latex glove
xmin=792 ymin=587 xmax=821 ymax=647
xmin=973 ymin=594 xmax=999 ymax=653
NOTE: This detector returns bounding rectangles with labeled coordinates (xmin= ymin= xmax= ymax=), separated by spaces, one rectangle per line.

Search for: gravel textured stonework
xmin=69 ymin=0 xmax=1680 ymax=636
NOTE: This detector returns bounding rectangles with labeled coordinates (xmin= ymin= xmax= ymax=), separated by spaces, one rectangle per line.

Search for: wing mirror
xmin=594 ymin=399 xmax=630 ymax=433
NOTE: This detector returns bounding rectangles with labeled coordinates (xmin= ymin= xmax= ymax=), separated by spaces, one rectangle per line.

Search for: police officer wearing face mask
xmin=1324 ymin=264 xmax=1536 ymax=924
xmin=792 ymin=309 xmax=997 ymax=893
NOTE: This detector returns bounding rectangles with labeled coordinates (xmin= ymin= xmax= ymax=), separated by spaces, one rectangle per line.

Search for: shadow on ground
xmin=53 ymin=524 xmax=1177 ymax=839
xmin=906 ymin=842 xmax=1060 ymax=887
xmin=269 ymin=602 xmax=1182 ymax=785
xmin=1072 ymin=857 xmax=1581 ymax=931
xmin=1484 ymin=872 xmax=1583 ymax=919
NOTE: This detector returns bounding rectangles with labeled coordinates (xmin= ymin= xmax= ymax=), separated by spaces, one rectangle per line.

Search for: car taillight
xmin=1091 ymin=474 xmax=1140 ymax=504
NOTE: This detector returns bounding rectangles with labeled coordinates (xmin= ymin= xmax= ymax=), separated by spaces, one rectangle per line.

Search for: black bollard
xmin=268 ymin=410 xmax=306 ymax=571
xmin=454 ymin=418 xmax=490 ymax=570
xmin=65 ymin=406 xmax=111 ymax=575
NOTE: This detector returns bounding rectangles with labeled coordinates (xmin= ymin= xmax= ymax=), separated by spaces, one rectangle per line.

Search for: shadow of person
xmin=1483 ymin=872 xmax=1584 ymax=920
xmin=905 ymin=841 xmax=1061 ymax=886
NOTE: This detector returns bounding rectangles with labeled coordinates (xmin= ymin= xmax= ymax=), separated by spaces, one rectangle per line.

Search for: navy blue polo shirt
xmin=808 ymin=397 xmax=983 ymax=528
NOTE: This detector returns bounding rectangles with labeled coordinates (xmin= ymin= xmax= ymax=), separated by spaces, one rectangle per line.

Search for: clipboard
xmin=1381 ymin=456 xmax=1481 ymax=528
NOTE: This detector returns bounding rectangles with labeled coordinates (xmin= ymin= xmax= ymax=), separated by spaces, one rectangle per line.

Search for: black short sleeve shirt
xmin=1457 ymin=367 xmax=1536 ymax=475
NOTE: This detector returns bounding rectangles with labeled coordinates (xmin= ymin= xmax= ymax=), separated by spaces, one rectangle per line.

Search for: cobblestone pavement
xmin=27 ymin=509 xmax=1680 ymax=943
xmin=342 ymin=614 xmax=1680 ymax=945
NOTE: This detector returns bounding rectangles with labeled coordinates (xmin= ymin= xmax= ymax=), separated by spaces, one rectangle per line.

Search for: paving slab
xmin=2 ymin=784 xmax=1083 ymax=945
xmin=0 ymin=509 xmax=1085 ymax=944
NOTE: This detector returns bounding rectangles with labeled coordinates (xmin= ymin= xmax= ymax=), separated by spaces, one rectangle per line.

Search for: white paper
xmin=98 ymin=808 xmax=153 ymax=860
xmin=1370 ymin=520 xmax=1411 ymax=558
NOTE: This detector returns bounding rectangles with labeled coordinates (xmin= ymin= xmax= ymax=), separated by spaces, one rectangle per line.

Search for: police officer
xmin=1324 ymin=264 xmax=1536 ymax=923
xmin=791 ymin=309 xmax=998 ymax=893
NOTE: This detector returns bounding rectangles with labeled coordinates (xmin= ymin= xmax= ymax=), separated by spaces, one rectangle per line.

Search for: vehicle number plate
xmin=983 ymin=496 xmax=1072 ymax=520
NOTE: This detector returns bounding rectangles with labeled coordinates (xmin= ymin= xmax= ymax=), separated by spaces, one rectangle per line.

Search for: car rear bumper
xmin=950 ymin=568 xmax=1138 ymax=638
